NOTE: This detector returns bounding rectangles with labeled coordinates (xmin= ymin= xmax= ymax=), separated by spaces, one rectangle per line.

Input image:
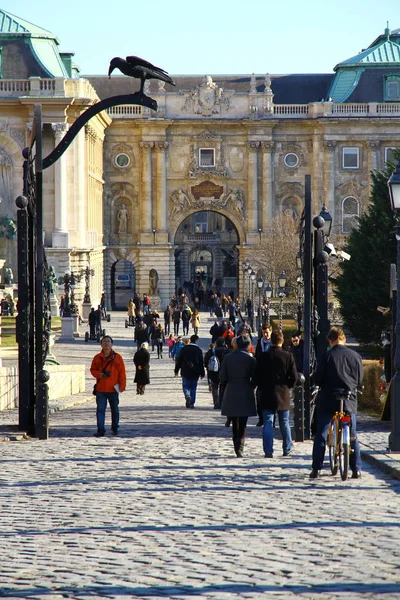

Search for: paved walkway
xmin=0 ymin=313 xmax=399 ymax=599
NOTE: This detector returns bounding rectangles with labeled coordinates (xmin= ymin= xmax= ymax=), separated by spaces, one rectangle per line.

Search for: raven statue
xmin=108 ymin=56 xmax=175 ymax=95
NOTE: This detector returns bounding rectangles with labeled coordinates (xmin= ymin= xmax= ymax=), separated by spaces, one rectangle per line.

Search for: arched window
xmin=341 ymin=196 xmax=359 ymax=234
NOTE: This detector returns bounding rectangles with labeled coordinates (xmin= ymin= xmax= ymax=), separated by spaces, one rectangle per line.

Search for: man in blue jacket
xmin=174 ymin=334 xmax=205 ymax=408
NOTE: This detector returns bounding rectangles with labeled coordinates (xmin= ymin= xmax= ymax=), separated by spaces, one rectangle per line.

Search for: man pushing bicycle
xmin=310 ymin=327 xmax=364 ymax=480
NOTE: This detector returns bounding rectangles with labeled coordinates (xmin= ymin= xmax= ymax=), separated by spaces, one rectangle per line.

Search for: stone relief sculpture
xmin=170 ymin=189 xmax=190 ymax=218
xmin=182 ymin=75 xmax=231 ymax=116
xmin=117 ymin=203 xmax=129 ymax=233
xmin=149 ymin=268 xmax=159 ymax=295
xmin=226 ymin=188 xmax=245 ymax=218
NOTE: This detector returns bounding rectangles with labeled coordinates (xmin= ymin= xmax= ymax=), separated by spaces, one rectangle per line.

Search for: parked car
xmin=115 ymin=274 xmax=131 ymax=288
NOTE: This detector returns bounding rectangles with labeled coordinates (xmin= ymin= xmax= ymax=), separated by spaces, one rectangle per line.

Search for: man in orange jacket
xmin=90 ymin=335 xmax=126 ymax=437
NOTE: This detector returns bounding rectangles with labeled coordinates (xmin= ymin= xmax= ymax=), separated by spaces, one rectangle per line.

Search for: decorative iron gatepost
xmin=16 ymin=93 xmax=156 ymax=439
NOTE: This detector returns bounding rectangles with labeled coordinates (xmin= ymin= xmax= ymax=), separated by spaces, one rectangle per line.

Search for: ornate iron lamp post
xmin=83 ymin=266 xmax=95 ymax=304
xmin=250 ymin=269 xmax=256 ymax=331
xmin=264 ymin=283 xmax=272 ymax=326
xmin=278 ymin=271 xmax=287 ymax=332
xmin=257 ymin=275 xmax=263 ymax=334
xmin=387 ymin=161 xmax=400 ymax=451
xmin=313 ymin=205 xmax=332 ymax=362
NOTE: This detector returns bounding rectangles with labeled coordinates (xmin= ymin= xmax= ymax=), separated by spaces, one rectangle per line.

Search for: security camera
xmin=324 ymin=243 xmax=337 ymax=256
xmin=337 ymin=250 xmax=351 ymax=261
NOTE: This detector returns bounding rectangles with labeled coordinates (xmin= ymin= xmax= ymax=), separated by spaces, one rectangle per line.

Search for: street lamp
xmin=257 ymin=275 xmax=263 ymax=334
xmin=278 ymin=271 xmax=287 ymax=332
xmin=250 ymin=269 xmax=256 ymax=331
xmin=313 ymin=205 xmax=332 ymax=361
xmin=387 ymin=161 xmax=400 ymax=451
xmin=264 ymin=283 xmax=272 ymax=326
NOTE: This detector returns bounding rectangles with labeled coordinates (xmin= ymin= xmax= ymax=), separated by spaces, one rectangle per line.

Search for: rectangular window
xmin=387 ymin=81 xmax=400 ymax=100
xmin=385 ymin=147 xmax=397 ymax=165
xmin=199 ymin=148 xmax=215 ymax=167
xmin=342 ymin=147 xmax=359 ymax=169
xmin=194 ymin=212 xmax=208 ymax=233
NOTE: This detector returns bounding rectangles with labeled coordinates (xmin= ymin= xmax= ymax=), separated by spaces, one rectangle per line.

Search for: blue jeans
xmin=262 ymin=409 xmax=293 ymax=456
xmin=96 ymin=391 xmax=119 ymax=434
xmin=182 ymin=377 xmax=199 ymax=406
xmin=312 ymin=410 xmax=361 ymax=472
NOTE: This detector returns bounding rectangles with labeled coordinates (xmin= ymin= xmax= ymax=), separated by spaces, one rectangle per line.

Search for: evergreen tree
xmin=334 ymin=165 xmax=396 ymax=344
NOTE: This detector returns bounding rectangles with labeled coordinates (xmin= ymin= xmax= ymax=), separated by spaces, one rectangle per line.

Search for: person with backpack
xmin=181 ymin=305 xmax=191 ymax=336
xmin=153 ymin=323 xmax=165 ymax=358
xmin=174 ymin=334 xmax=205 ymax=408
xmin=172 ymin=336 xmax=184 ymax=361
xmin=172 ymin=306 xmax=181 ymax=335
xmin=204 ymin=337 xmax=228 ymax=409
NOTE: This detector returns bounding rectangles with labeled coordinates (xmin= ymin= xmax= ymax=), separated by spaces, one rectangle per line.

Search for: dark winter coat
xmin=204 ymin=346 xmax=228 ymax=384
xmin=174 ymin=343 xmax=205 ymax=379
xmin=219 ymin=349 xmax=257 ymax=417
xmin=314 ymin=344 xmax=363 ymax=414
xmin=134 ymin=323 xmax=148 ymax=344
xmin=133 ymin=348 xmax=150 ymax=385
xmin=255 ymin=346 xmax=297 ymax=411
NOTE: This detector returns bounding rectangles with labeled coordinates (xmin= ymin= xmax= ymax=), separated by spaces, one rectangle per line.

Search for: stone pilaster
xmin=261 ymin=141 xmax=275 ymax=229
xmin=154 ymin=141 xmax=169 ymax=235
xmin=51 ymin=123 xmax=69 ymax=248
xmin=140 ymin=142 xmax=154 ymax=236
xmin=246 ymin=141 xmax=260 ymax=233
xmin=323 ymin=140 xmax=337 ymax=222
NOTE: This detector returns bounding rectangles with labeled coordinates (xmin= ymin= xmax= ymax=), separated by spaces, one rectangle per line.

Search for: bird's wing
xmin=126 ymin=55 xmax=167 ymax=73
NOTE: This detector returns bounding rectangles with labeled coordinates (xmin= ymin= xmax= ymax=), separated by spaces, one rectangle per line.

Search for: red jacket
xmin=90 ymin=350 xmax=126 ymax=393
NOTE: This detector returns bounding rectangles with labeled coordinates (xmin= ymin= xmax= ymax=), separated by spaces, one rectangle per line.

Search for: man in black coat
xmin=174 ymin=334 xmax=205 ymax=408
xmin=255 ymin=330 xmax=297 ymax=458
xmin=310 ymin=327 xmax=364 ymax=479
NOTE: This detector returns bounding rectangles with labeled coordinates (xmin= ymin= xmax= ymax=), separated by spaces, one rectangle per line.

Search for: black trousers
xmin=231 ymin=416 xmax=248 ymax=455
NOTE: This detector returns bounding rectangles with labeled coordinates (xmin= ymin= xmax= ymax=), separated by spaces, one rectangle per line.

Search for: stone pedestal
xmin=73 ymin=315 xmax=80 ymax=337
xmin=60 ymin=317 xmax=75 ymax=340
xmin=50 ymin=295 xmax=59 ymax=317
xmin=149 ymin=295 xmax=162 ymax=311
xmin=81 ymin=302 xmax=92 ymax=320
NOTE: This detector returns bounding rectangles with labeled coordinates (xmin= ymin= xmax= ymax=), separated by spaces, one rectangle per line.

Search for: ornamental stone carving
xmin=182 ymin=75 xmax=231 ymax=116
xmin=111 ymin=143 xmax=135 ymax=171
xmin=264 ymin=73 xmax=274 ymax=115
xmin=280 ymin=143 xmax=305 ymax=170
xmin=188 ymin=143 xmax=228 ymax=178
xmin=336 ymin=178 xmax=365 ymax=198
xmin=229 ymin=147 xmax=245 ymax=172
xmin=169 ymin=186 xmax=245 ymax=221
xmin=10 ymin=128 xmax=25 ymax=148
xmin=276 ymin=182 xmax=304 ymax=199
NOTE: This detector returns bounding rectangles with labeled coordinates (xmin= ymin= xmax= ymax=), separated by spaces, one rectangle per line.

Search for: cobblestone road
xmin=1 ymin=314 xmax=399 ymax=599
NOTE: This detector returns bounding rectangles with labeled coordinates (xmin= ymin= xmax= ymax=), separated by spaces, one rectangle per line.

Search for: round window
xmin=283 ymin=152 xmax=299 ymax=168
xmin=115 ymin=153 xmax=130 ymax=168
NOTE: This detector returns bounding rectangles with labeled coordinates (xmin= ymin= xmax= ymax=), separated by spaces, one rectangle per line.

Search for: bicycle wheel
xmin=328 ymin=418 xmax=339 ymax=476
xmin=339 ymin=424 xmax=350 ymax=481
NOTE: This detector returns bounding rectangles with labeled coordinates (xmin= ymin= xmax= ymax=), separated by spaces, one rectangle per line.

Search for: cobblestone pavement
xmin=1 ymin=314 xmax=400 ymax=599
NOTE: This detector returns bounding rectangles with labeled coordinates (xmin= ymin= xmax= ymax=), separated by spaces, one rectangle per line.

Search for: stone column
xmin=246 ymin=141 xmax=260 ymax=232
xmin=154 ymin=141 xmax=169 ymax=233
xmin=323 ymin=140 xmax=336 ymax=221
xmin=76 ymin=128 xmax=86 ymax=248
xmin=51 ymin=123 xmax=69 ymax=248
xmin=140 ymin=142 xmax=153 ymax=233
xmin=261 ymin=141 xmax=275 ymax=229
xmin=367 ymin=141 xmax=380 ymax=200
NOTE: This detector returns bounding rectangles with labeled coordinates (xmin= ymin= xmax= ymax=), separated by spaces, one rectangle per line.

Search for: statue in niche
xmin=117 ymin=203 xmax=129 ymax=233
xmin=282 ymin=201 xmax=299 ymax=219
xmin=149 ymin=268 xmax=159 ymax=295
xmin=4 ymin=267 xmax=13 ymax=285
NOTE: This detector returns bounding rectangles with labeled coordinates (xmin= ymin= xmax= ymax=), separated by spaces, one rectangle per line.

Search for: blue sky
xmin=4 ymin=0 xmax=399 ymax=76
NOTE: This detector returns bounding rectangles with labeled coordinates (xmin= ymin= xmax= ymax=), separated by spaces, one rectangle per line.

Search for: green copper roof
xmin=335 ymin=38 xmax=400 ymax=69
xmin=328 ymin=68 xmax=364 ymax=103
xmin=0 ymin=9 xmax=68 ymax=78
xmin=0 ymin=9 xmax=54 ymax=37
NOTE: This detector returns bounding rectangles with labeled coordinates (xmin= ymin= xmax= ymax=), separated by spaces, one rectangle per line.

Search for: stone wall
xmin=0 ymin=364 xmax=85 ymax=412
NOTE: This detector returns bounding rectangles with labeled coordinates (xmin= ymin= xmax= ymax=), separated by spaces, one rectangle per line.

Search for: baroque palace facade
xmin=1 ymin=9 xmax=400 ymax=309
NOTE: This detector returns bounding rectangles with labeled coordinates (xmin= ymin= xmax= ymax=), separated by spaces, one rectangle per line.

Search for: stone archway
xmin=173 ymin=209 xmax=240 ymax=299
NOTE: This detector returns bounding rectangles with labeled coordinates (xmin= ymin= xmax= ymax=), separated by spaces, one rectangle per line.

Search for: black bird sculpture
xmin=108 ymin=55 xmax=175 ymax=95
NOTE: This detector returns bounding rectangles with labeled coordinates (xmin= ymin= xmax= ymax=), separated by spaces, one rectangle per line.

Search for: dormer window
xmin=199 ymin=148 xmax=215 ymax=167
xmin=384 ymin=75 xmax=400 ymax=101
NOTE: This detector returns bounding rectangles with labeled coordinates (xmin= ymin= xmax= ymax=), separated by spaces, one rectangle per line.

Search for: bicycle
xmin=327 ymin=388 xmax=354 ymax=481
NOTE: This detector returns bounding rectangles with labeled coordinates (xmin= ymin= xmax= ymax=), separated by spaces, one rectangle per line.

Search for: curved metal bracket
xmin=43 ymin=93 xmax=157 ymax=170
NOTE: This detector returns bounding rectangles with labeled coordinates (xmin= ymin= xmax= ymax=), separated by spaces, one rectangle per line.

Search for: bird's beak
xmin=108 ymin=65 xmax=114 ymax=78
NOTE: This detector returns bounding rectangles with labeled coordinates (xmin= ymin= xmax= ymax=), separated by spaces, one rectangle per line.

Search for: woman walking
xmin=219 ymin=335 xmax=257 ymax=457
xmin=153 ymin=323 xmax=165 ymax=358
xmin=166 ymin=333 xmax=176 ymax=359
xmin=133 ymin=342 xmax=150 ymax=395
xmin=191 ymin=309 xmax=201 ymax=336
